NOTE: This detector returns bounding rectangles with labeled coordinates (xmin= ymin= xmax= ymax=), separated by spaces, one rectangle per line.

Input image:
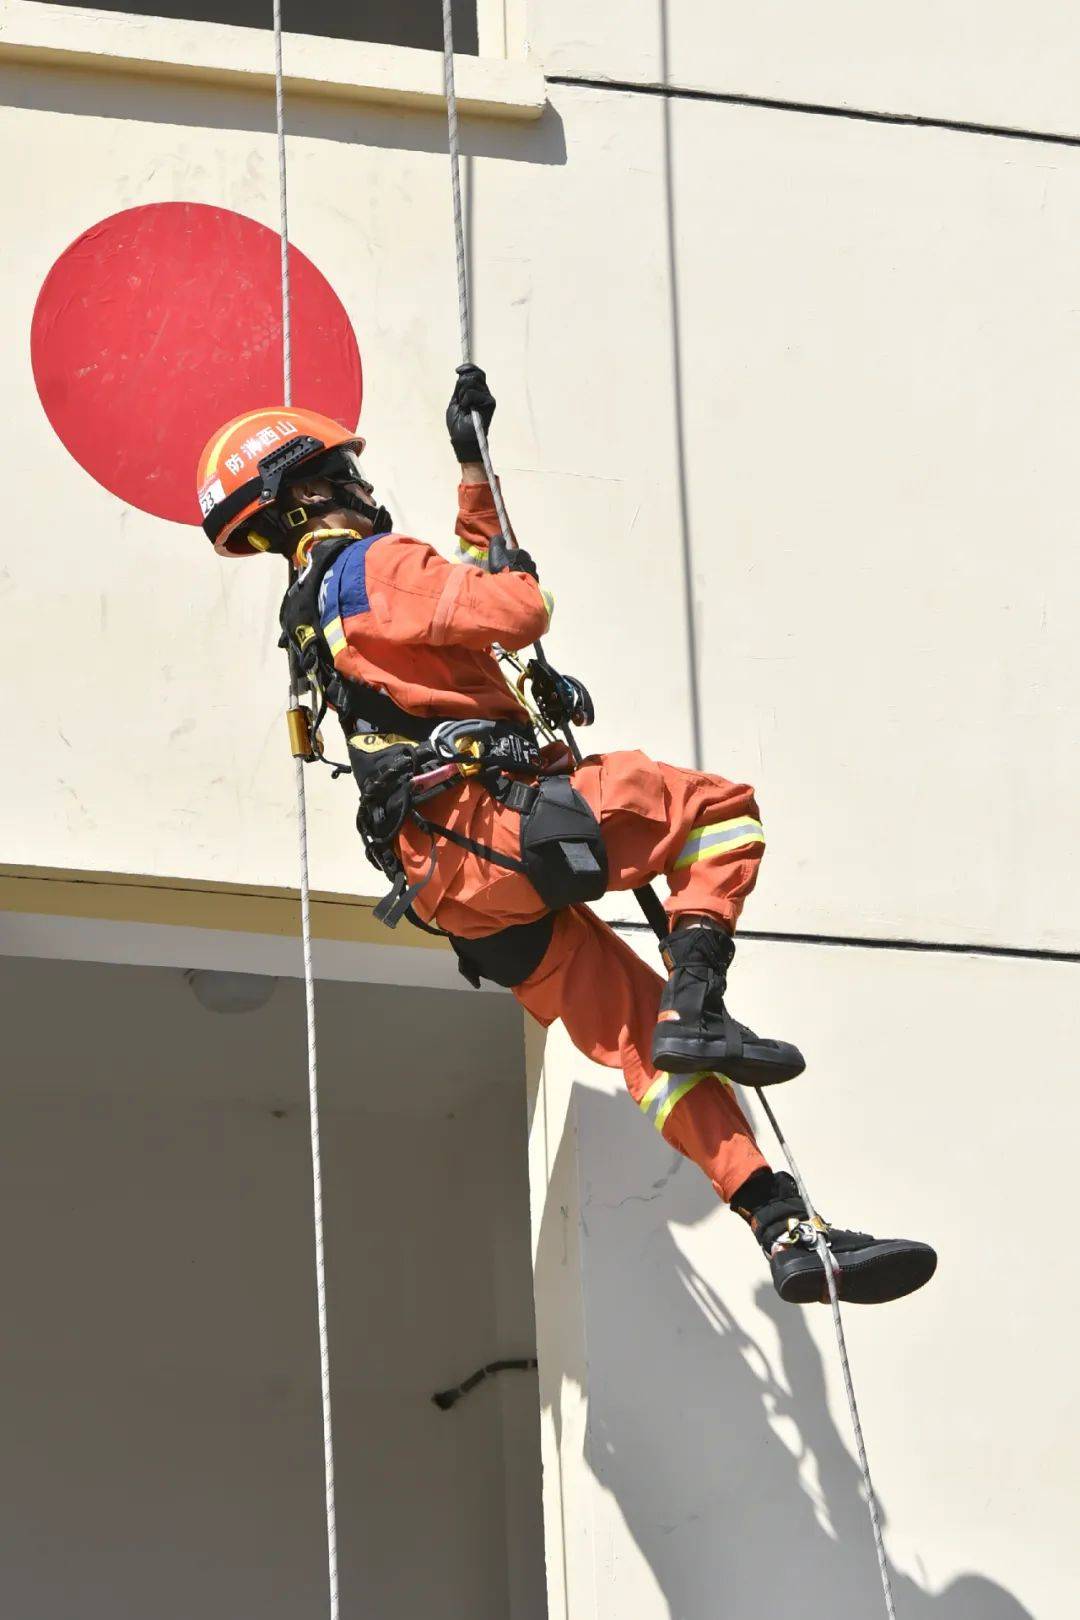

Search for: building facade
xmin=1 ymin=5 xmax=1076 ymax=1616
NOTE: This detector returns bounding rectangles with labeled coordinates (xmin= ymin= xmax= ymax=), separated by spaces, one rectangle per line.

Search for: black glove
xmin=529 ymin=660 xmax=595 ymax=730
xmin=446 ymin=363 xmax=496 ymax=462
xmin=488 ymin=534 xmax=537 ymax=579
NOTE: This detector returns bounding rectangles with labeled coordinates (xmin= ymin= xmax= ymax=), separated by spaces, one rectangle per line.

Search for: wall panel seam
xmin=613 ymin=920 xmax=1080 ymax=963
xmin=547 ymin=72 xmax=1080 ymax=151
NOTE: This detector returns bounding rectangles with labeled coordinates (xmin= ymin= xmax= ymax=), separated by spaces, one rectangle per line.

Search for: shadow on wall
xmin=538 ymin=1084 xmax=1033 ymax=1620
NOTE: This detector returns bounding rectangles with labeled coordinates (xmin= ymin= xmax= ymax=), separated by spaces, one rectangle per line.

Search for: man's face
xmin=283 ymin=472 xmax=377 ymax=539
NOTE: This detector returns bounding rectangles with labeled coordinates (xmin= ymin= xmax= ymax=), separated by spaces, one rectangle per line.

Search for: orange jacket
xmin=324 ymin=481 xmax=549 ymax=723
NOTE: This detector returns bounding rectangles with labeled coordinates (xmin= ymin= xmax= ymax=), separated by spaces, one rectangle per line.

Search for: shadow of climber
xmin=534 ymin=1081 xmax=1035 ymax=1620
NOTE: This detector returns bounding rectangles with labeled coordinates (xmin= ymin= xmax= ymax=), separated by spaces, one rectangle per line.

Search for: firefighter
xmin=195 ymin=371 xmax=936 ymax=1306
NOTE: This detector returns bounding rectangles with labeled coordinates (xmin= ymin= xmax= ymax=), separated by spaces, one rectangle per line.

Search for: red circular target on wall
xmin=31 ymin=202 xmax=363 ymax=525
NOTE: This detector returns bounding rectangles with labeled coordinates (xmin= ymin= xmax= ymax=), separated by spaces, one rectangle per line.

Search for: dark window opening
xmin=40 ymin=0 xmax=479 ymax=55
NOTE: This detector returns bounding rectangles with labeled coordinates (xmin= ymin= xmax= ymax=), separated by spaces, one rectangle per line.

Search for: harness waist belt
xmin=347 ymin=716 xmax=541 ymax=779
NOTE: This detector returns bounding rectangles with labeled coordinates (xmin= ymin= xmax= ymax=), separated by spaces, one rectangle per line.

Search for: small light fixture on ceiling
xmin=183 ymin=968 xmax=279 ymax=1015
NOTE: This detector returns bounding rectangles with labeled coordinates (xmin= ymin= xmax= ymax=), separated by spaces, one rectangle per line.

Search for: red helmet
xmin=197 ymin=406 xmax=365 ymax=556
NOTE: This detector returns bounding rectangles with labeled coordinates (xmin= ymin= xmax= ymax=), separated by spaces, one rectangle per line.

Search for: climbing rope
xmin=441 ymin=0 xmax=512 ymax=543
xmin=754 ymin=1089 xmax=897 ymax=1618
xmin=439 ymin=10 xmax=896 ymax=1616
xmin=272 ymin=7 xmax=340 ymax=1618
xmin=440 ymin=1 xmax=670 ymax=939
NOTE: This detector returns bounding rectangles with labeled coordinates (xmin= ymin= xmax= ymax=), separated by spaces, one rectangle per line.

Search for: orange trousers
xmin=401 ymin=751 xmax=770 ymax=1201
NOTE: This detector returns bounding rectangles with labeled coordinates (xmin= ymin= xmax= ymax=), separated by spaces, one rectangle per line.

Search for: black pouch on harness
xmin=449 ymin=914 xmax=556 ymax=990
xmin=516 ymin=774 xmax=608 ymax=911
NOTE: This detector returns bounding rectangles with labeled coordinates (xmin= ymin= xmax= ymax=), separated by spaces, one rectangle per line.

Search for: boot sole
xmin=776 ymin=1240 xmax=938 ymax=1306
xmin=651 ymin=1034 xmax=806 ymax=1086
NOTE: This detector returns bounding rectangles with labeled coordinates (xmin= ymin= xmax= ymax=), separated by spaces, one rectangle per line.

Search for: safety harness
xmin=279 ymin=531 xmax=609 ymax=987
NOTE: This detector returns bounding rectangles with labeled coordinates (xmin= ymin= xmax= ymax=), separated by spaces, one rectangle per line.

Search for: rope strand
xmin=441 ymin=0 xmax=512 ymax=540
xmin=273 ymin=7 xmax=340 ymax=1617
xmin=754 ymin=1088 xmax=897 ymax=1618
xmin=273 ymin=0 xmax=292 ymax=410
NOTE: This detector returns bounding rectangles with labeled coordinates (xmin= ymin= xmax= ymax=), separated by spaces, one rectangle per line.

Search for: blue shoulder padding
xmin=319 ymin=534 xmax=384 ymax=630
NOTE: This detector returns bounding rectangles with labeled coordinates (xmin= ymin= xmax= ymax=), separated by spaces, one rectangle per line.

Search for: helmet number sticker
xmin=199 ymin=479 xmax=226 ymax=517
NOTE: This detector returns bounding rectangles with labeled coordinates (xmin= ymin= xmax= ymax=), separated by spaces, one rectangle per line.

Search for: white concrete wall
xmin=531 ymin=940 xmax=1078 ymax=1620
xmin=0 ymin=954 xmax=544 ymax=1619
xmin=532 ymin=1 xmax=1080 ymax=136
xmin=4 ymin=47 xmax=1079 ymax=947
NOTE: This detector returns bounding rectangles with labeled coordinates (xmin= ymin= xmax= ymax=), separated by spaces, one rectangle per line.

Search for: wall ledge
xmin=0 ymin=861 xmax=448 ymax=950
xmin=0 ymin=0 xmax=547 ymax=119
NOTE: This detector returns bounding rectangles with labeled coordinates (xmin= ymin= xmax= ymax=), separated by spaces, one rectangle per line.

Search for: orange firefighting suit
xmin=326 ymin=482 xmax=770 ymax=1201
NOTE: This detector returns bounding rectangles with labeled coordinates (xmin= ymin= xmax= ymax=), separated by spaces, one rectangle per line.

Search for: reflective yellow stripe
xmin=203 ymin=408 xmax=267 ymax=477
xmin=655 ymin=1076 xmax=704 ymax=1129
xmin=324 ymin=615 xmax=346 ymax=656
xmin=639 ymin=1073 xmax=671 ymax=1114
xmin=540 ymin=587 xmax=555 ymax=625
xmin=674 ymin=816 xmax=764 ymax=870
xmin=638 ymin=1069 xmax=726 ymax=1132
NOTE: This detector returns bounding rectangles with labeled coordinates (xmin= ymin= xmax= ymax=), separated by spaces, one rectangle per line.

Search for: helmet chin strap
xmin=343 ymin=488 xmax=393 ymax=535
xmin=265 ymin=490 xmax=392 ymax=559
xmin=280 ymin=488 xmax=392 ymax=540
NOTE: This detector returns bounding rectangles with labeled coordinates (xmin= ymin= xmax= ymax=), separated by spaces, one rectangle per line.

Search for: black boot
xmin=735 ymin=1171 xmax=938 ymax=1305
xmin=651 ymin=923 xmax=805 ymax=1085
